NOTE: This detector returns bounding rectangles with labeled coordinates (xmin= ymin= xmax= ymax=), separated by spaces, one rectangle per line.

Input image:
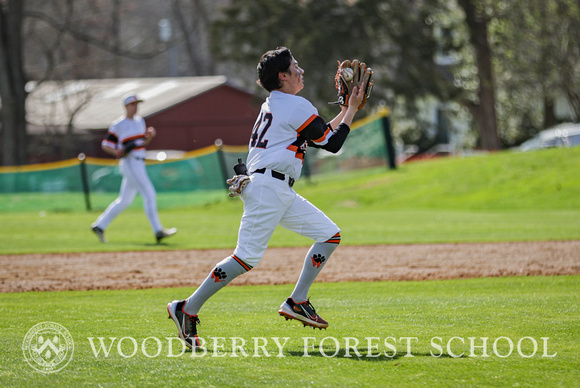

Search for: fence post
xmin=214 ymin=139 xmax=230 ymax=190
xmin=381 ymin=115 xmax=397 ymax=170
xmin=78 ymin=153 xmax=92 ymax=211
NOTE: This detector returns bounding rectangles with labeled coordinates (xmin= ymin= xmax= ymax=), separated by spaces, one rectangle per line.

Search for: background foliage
xmin=2 ymin=0 xmax=580 ymax=165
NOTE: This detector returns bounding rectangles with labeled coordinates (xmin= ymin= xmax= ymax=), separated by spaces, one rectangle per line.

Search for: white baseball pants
xmin=233 ymin=171 xmax=340 ymax=267
xmin=94 ymin=157 xmax=162 ymax=233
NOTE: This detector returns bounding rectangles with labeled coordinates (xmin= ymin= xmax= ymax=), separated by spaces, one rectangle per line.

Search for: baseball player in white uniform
xmin=91 ymin=93 xmax=177 ymax=244
xmin=167 ymin=47 xmax=367 ymax=348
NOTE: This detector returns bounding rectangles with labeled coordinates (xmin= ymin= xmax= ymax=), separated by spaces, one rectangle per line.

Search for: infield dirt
xmin=1 ymin=241 xmax=579 ymax=293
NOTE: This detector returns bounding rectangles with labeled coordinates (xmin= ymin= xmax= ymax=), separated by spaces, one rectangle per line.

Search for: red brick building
xmin=26 ymin=77 xmax=263 ymax=162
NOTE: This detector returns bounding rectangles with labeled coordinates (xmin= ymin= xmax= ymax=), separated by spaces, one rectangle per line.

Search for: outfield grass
xmin=1 ymin=147 xmax=579 ymax=254
xmin=1 ymin=276 xmax=578 ymax=386
xmin=1 ymin=147 xmax=579 ymax=386
xmin=1 ymin=207 xmax=578 ymax=254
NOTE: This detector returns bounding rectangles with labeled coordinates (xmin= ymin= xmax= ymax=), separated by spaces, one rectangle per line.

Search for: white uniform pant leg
xmin=122 ymin=157 xmax=163 ymax=233
xmin=94 ymin=166 xmax=138 ymax=230
xmin=232 ymin=174 xmax=294 ymax=267
xmin=278 ymin=193 xmax=340 ymax=242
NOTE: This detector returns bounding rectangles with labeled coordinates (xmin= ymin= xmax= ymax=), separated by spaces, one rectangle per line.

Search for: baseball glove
xmin=332 ymin=59 xmax=374 ymax=109
xmin=116 ymin=145 xmax=132 ymax=159
xmin=227 ymin=175 xmax=251 ymax=197
xmin=118 ymin=138 xmax=145 ymax=158
xmin=227 ymin=157 xmax=250 ymax=197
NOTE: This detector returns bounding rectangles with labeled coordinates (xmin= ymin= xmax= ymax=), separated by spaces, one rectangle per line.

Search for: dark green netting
xmin=0 ymin=112 xmax=390 ymax=194
xmin=0 ymin=164 xmax=84 ymax=193
xmin=0 ymin=150 xmax=247 ymax=194
xmin=307 ymin=113 xmax=391 ymax=174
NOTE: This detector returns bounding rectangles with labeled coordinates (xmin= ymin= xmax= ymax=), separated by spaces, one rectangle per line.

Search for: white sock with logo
xmin=183 ymin=255 xmax=251 ymax=316
xmin=290 ymin=241 xmax=338 ymax=303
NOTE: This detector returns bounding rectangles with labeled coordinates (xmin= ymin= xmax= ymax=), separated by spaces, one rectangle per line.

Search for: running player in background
xmin=168 ymin=47 xmax=367 ymax=348
xmin=91 ymin=93 xmax=177 ymax=244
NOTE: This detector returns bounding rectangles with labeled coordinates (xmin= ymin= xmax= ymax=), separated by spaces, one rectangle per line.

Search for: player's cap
xmin=123 ymin=93 xmax=144 ymax=105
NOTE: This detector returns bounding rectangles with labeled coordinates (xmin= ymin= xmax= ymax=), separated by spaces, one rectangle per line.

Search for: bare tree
xmin=457 ymin=0 xmax=501 ymax=150
xmin=172 ymin=0 xmax=206 ymax=75
xmin=0 ymin=0 xmax=28 ymax=166
xmin=1 ymin=0 xmax=179 ymax=165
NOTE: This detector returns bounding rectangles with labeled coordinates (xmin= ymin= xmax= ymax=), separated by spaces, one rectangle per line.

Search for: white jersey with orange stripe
xmin=102 ymin=115 xmax=147 ymax=158
xmin=246 ymin=91 xmax=336 ymax=180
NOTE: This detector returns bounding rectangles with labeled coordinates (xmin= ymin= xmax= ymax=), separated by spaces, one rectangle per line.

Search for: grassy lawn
xmin=1 ymin=276 xmax=578 ymax=386
xmin=1 ymin=147 xmax=579 ymax=254
xmin=1 ymin=148 xmax=579 ymax=386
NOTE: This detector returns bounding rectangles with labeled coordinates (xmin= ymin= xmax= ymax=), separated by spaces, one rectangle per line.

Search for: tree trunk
xmin=458 ymin=0 xmax=501 ymax=150
xmin=111 ymin=0 xmax=122 ymax=77
xmin=0 ymin=1 xmax=28 ymax=166
xmin=543 ymin=97 xmax=558 ymax=129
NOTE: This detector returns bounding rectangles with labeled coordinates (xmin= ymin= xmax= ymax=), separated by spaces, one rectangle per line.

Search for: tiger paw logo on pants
xmin=22 ymin=322 xmax=74 ymax=373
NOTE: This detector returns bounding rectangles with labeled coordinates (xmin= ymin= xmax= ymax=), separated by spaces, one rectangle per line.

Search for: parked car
xmin=520 ymin=123 xmax=580 ymax=151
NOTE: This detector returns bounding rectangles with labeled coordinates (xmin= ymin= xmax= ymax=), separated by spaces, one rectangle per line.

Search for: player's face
xmin=125 ymin=101 xmax=139 ymax=117
xmin=285 ymin=59 xmax=304 ymax=94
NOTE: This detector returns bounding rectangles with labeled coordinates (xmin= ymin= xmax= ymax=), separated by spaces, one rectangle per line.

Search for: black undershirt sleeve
xmin=104 ymin=133 xmax=118 ymax=143
xmin=319 ymin=123 xmax=350 ymax=153
xmin=301 ymin=116 xmax=351 ymax=154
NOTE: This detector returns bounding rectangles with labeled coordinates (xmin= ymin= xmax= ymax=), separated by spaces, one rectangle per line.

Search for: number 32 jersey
xmin=246 ymin=91 xmax=336 ymax=180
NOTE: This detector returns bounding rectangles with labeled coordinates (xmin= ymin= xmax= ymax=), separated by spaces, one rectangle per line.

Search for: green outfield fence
xmin=0 ymin=107 xmax=393 ymax=197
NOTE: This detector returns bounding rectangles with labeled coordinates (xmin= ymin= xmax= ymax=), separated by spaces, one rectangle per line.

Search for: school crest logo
xmin=22 ymin=322 xmax=74 ymax=373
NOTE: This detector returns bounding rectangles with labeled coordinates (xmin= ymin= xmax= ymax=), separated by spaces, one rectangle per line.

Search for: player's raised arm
xmin=304 ymin=84 xmax=367 ymax=154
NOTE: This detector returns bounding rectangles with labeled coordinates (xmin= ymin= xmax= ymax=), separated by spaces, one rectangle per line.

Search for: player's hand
xmin=348 ymin=85 xmax=365 ymax=110
xmin=146 ymin=126 xmax=156 ymax=139
xmin=227 ymin=175 xmax=251 ymax=197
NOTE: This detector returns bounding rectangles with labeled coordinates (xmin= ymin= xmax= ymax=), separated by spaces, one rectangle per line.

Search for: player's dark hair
xmin=257 ymin=46 xmax=293 ymax=92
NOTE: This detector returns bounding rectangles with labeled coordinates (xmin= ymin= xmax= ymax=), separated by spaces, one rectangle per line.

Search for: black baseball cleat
xmin=156 ymin=227 xmax=177 ymax=244
xmin=278 ymin=297 xmax=329 ymax=329
xmin=91 ymin=225 xmax=107 ymax=243
xmin=167 ymin=300 xmax=201 ymax=349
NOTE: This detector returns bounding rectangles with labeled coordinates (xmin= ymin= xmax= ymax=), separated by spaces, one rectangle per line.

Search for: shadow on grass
xmin=286 ymin=348 xmax=462 ymax=361
xmin=183 ymin=347 xmax=462 ymax=361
